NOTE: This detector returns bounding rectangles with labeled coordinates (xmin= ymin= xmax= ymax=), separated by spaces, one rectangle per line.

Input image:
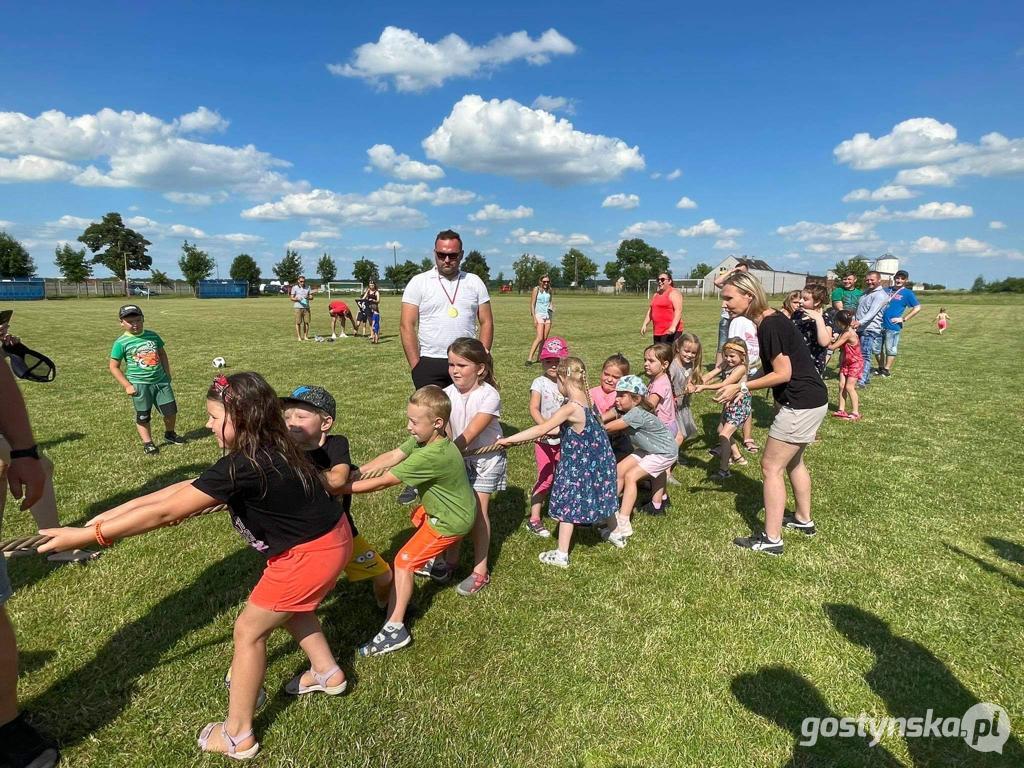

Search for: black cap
xmin=280 ymin=385 xmax=336 ymax=419
xmin=894 ymin=270 xmax=909 ymax=279
xmin=119 ymin=304 xmax=144 ymax=319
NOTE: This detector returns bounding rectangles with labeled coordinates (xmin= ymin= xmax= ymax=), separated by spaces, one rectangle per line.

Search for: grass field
xmin=3 ymin=292 xmax=1022 ymax=767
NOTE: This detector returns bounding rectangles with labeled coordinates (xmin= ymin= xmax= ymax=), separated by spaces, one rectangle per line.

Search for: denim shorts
xmin=883 ymin=327 xmax=902 ymax=356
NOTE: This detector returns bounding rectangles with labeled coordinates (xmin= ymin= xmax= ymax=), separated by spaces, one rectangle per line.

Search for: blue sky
xmin=1 ymin=1 xmax=1021 ymax=287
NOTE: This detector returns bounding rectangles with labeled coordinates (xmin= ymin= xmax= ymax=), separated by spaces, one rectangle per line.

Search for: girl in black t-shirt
xmin=39 ymin=372 xmax=352 ymax=760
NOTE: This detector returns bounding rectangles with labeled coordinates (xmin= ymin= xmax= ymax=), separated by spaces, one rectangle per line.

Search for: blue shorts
xmin=883 ymin=327 xmax=902 ymax=356
xmin=371 ymin=313 xmax=380 ymax=334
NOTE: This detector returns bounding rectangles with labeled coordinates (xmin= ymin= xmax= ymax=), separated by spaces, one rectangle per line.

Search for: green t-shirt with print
xmin=110 ymin=330 xmax=169 ymax=384
xmin=390 ymin=437 xmax=475 ymax=537
xmin=830 ymin=286 xmax=863 ymax=311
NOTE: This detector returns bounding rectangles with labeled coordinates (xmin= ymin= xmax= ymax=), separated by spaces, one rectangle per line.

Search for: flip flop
xmin=285 ymin=665 xmax=347 ymax=696
xmin=742 ymin=439 xmax=760 ymax=453
xmin=197 ymin=722 xmax=259 ymax=760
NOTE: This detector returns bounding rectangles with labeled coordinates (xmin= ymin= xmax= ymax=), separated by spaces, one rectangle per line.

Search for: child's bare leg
xmin=387 ymin=567 xmax=414 ymax=625
xmin=285 ymin=612 xmax=345 ymax=687
xmin=372 ymin=570 xmax=392 ymax=607
xmin=556 ymin=522 xmax=574 ymax=554
xmin=847 ymin=379 xmax=860 ymax=415
xmin=619 ymin=465 xmax=649 ymax=521
xmin=741 ymin=415 xmax=753 ymax=447
xmin=469 ymin=492 xmax=491 ymax=576
xmin=837 ymin=373 xmax=848 ymax=412
xmin=135 ymin=418 xmax=153 ymax=444
xmin=719 ymin=424 xmax=738 ymax=472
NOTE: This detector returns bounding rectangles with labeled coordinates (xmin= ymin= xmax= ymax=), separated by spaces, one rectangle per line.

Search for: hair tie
xmin=212 ymin=374 xmax=232 ymax=401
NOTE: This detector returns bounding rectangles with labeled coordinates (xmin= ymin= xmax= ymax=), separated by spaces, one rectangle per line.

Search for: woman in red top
xmin=641 ymin=272 xmax=684 ymax=344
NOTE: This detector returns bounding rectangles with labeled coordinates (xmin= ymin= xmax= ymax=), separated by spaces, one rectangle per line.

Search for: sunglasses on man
xmin=435 ymin=251 xmax=463 ymax=261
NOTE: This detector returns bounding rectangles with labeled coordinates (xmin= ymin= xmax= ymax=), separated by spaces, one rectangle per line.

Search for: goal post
xmin=325 ymin=281 xmax=364 ymax=298
xmin=647 ymin=278 xmax=706 ymax=300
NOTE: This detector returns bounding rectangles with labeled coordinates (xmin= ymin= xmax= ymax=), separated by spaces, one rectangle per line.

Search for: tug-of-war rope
xmin=0 ymin=440 xmax=534 ymax=556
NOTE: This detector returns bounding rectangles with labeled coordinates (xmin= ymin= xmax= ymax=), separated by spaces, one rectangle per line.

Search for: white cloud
xmin=509 ymin=227 xmax=592 ymax=246
xmin=0 ymin=155 xmax=80 ymax=183
xmin=0 ymin=107 xmax=304 ymax=198
xmin=911 ymin=236 xmax=949 ymax=253
xmin=164 ymin=191 xmax=229 ymax=206
xmin=422 ymin=95 xmax=644 ymax=185
xmin=287 ymin=239 xmax=320 ymax=251
xmin=666 ymin=169 xmax=682 ymax=181
xmin=713 ymin=238 xmax=739 ymax=250
xmin=471 ymin=227 xmax=489 ymax=236
xmin=241 ymin=188 xmax=428 ymax=228
xmin=620 ymin=220 xmax=674 ymax=238
xmin=468 ymin=203 xmax=533 ymax=221
xmin=892 ymin=165 xmax=955 ymax=187
xmin=955 ymin=237 xmax=989 ymax=253
xmin=842 ymin=185 xmax=917 ymax=202
xmin=47 ymin=214 xmax=94 ymax=229
xmin=990 ymin=220 xmax=1007 ymax=229
xmin=168 ymin=224 xmax=206 ymax=238
xmin=776 ymin=220 xmax=877 ymax=242
xmin=675 ymin=196 xmax=697 ymax=209
xmin=602 ymin=193 xmax=639 ymax=209
xmin=857 ymin=201 xmax=973 ymax=222
xmin=214 ymin=233 xmax=263 ymax=244
xmin=345 ymin=241 xmax=405 ymax=252
xmin=385 ymin=240 xmax=403 ymax=250
xmin=531 ymin=95 xmax=577 ymax=115
xmin=807 ymin=243 xmax=833 ymax=253
xmin=301 ymin=229 xmax=341 ymax=240
xmin=329 ymin=26 xmax=576 ymax=92
xmin=365 ymin=144 xmax=444 ymax=181
xmin=0 ymin=220 xmax=13 ymax=229
xmin=677 ymin=218 xmax=742 ymax=238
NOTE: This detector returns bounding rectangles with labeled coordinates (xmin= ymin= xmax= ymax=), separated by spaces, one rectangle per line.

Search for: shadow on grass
xmin=19 ymin=649 xmax=55 ymax=676
xmin=38 ymin=432 xmax=86 ymax=451
xmin=732 ymin=665 xmax=902 ymax=767
xmin=180 ymin=426 xmax=213 ymax=442
xmin=985 ymin=537 xmax=1024 ymax=566
xmin=26 ymin=546 xmax=261 ymax=748
xmin=943 ymin=543 xmax=1024 ymax=590
xmin=824 ymin=603 xmax=1024 ymax=765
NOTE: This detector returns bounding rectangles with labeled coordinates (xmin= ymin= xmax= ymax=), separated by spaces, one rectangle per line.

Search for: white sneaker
xmin=339 ymin=332 xmax=348 ymax=338
xmin=606 ymin=531 xmax=628 ymax=549
xmin=331 ymin=333 xmax=337 ymax=339
xmin=539 ymin=549 xmax=570 ymax=568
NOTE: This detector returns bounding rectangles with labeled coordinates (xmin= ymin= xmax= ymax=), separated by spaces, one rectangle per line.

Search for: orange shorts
xmin=249 ymin=518 xmax=352 ymax=612
xmin=395 ymin=506 xmax=463 ymax=572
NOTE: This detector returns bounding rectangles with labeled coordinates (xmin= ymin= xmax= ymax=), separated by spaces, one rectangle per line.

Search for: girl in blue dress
xmin=498 ymin=356 xmax=617 ymax=568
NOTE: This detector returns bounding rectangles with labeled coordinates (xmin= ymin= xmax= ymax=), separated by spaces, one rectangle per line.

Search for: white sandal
xmin=285 ymin=664 xmax=347 ymax=696
xmin=197 ymin=722 xmax=259 ymax=760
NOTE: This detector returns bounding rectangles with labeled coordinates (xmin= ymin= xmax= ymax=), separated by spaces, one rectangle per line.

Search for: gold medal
xmin=447 ymin=305 xmax=459 ymax=318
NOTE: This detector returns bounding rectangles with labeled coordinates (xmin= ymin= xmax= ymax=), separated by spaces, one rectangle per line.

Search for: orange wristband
xmin=94 ymin=521 xmax=112 ymax=548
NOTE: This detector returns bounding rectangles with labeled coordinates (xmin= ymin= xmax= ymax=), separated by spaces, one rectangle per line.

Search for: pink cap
xmin=539 ymin=336 xmax=569 ymax=360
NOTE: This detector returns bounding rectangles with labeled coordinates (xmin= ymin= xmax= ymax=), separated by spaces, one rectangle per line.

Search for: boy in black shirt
xmin=281 ymin=385 xmax=392 ymax=607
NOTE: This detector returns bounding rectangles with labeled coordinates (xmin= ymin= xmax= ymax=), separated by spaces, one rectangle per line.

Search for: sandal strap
xmin=313 ymin=665 xmax=341 ymax=687
xmin=223 ymin=724 xmax=254 ymax=755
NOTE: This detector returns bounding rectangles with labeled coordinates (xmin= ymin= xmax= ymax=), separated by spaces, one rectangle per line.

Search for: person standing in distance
xmin=400 ymin=230 xmax=493 ymax=390
xmin=290 ymin=276 xmax=313 ymax=342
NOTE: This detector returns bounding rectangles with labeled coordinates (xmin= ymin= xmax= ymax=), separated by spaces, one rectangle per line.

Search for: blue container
xmin=197 ymin=279 xmax=248 ymax=299
xmin=0 ymin=278 xmax=45 ymax=301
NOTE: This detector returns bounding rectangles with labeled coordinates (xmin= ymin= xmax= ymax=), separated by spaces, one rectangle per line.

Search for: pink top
xmin=650 ymin=289 xmax=683 ymax=335
xmin=589 ymin=386 xmax=616 ymax=415
xmin=648 ymin=374 xmax=674 ymax=428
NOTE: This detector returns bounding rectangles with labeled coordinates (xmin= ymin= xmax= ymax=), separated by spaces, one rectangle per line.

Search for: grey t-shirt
xmin=621 ymin=407 xmax=677 ymax=457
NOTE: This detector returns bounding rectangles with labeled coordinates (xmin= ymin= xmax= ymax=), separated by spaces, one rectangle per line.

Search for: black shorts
xmin=653 ymin=332 xmax=681 ymax=346
xmin=411 ymin=357 xmax=453 ymax=389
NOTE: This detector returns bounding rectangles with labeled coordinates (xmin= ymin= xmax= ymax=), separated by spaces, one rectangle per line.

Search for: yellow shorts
xmin=343 ymin=534 xmax=391 ymax=582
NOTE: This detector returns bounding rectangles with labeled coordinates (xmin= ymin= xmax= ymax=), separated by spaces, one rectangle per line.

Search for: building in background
xmin=703 ymin=255 xmax=816 ymax=296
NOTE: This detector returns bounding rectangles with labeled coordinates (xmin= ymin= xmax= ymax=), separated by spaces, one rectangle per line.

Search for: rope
xmin=0 ymin=439 xmax=540 ymax=556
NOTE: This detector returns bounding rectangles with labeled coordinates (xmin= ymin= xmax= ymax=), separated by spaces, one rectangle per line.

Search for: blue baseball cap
xmin=615 ymin=374 xmax=648 ymax=396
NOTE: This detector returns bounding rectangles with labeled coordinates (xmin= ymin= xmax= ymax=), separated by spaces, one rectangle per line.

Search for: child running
xmin=39 ymin=373 xmax=353 ymax=760
xmin=669 ymin=333 xmax=703 ymax=451
xmin=642 ymin=343 xmax=677 ymax=512
xmin=498 ymin=357 xmax=617 ymax=567
xmin=694 ymin=338 xmax=751 ymax=479
xmin=281 ymin=385 xmax=392 ymax=608
xmin=602 ymin=375 xmax=678 ymax=546
xmin=829 ymin=310 xmax=863 ymax=421
xmin=341 ymin=386 xmax=476 ymax=656
xmin=936 ymin=308 xmax=950 ymax=335
xmin=526 ymin=336 xmax=570 ymax=538
xmin=590 ymin=353 xmax=633 ymax=463
xmin=436 ymin=337 xmax=507 ymax=595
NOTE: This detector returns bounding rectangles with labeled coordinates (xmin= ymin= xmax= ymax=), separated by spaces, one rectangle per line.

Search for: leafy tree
xmin=150 ymin=269 xmax=172 ymax=288
xmin=511 ymin=253 xmax=549 ymax=293
xmin=316 ymin=253 xmax=337 ymax=283
xmin=971 ymin=275 xmax=986 ymax=293
xmin=77 ymin=212 xmax=151 ymax=294
xmin=273 ymin=249 xmax=303 ymax=284
xmin=420 ymin=256 xmax=433 ymax=271
xmin=833 ymin=257 xmax=869 ymax=287
xmin=462 ymin=250 xmax=490 ymax=282
xmin=548 ymin=266 xmax=563 ymax=287
xmin=688 ymin=262 xmax=713 ymax=280
xmin=608 ymin=238 xmax=669 ymax=292
xmin=604 ymin=260 xmax=621 ymax=282
xmin=985 ymin=277 xmax=1024 ymax=293
xmin=560 ymin=248 xmax=597 ymax=287
xmin=496 ymin=270 xmax=506 ymax=285
xmin=178 ymin=241 xmax=215 ymax=288
xmin=384 ymin=260 xmax=420 ymax=289
xmin=0 ymin=233 xmax=36 ymax=278
xmin=54 ymin=243 xmax=91 ymax=285
xmin=229 ymin=254 xmax=261 ymax=294
xmin=352 ymin=258 xmax=379 ymax=287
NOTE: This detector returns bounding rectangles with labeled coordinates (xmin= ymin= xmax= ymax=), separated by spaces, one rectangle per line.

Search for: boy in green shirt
xmin=341 ymin=385 xmax=475 ymax=656
xmin=108 ymin=304 xmax=184 ymax=455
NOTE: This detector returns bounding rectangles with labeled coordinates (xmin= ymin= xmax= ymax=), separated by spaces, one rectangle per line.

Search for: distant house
xmin=702 ymin=255 xmax=818 ymax=296
xmin=595 ymin=277 xmax=626 ymax=295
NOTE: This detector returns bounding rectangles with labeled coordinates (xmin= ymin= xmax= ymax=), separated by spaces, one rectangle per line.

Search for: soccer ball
xmin=212 ymin=357 xmax=227 ymax=368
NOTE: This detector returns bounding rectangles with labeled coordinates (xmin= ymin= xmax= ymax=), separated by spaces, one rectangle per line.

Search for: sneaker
xmin=831 ymin=410 xmax=849 ymax=419
xmin=455 ymin=571 xmax=490 ymax=596
xmin=143 ymin=442 xmax=159 ymax=455
xmin=331 ymin=333 xmax=338 ymax=339
xmin=338 ymin=332 xmax=348 ymax=338
xmin=164 ymin=431 xmax=186 ymax=445
xmin=782 ymin=513 xmax=817 ymax=536
xmin=880 ymin=369 xmax=891 ymax=377
xmin=428 ymin=560 xmax=455 ymax=585
xmin=733 ymin=531 xmax=784 ymax=556
xmin=600 ymin=528 xmax=627 ymax=548
xmin=525 ymin=519 xmax=551 ymax=538
xmin=359 ymin=623 xmax=412 ymax=657
xmin=413 ymin=558 xmax=435 ymax=578
xmin=0 ymin=713 xmax=60 ymax=768
xmin=397 ymin=486 xmax=418 ymax=504
xmin=538 ymin=549 xmax=570 ymax=568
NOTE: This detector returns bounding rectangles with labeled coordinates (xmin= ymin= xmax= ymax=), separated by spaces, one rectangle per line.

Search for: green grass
xmin=4 ymin=293 xmax=1022 ymax=767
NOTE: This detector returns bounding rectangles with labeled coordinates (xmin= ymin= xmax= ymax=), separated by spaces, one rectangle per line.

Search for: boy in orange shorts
xmin=341 ymin=385 xmax=476 ymax=656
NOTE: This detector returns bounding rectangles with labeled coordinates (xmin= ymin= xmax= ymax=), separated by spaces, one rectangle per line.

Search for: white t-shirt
xmin=402 ymin=268 xmax=491 ymax=358
xmin=444 ymin=382 xmax=502 ymax=456
xmin=291 ymin=285 xmax=311 ymax=309
xmin=530 ymin=375 xmax=564 ymax=445
xmin=728 ymin=315 xmax=760 ymax=373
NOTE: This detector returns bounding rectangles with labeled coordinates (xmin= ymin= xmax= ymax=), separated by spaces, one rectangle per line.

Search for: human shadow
xmin=180 ymin=426 xmax=213 ymax=442
xmin=732 ymin=665 xmax=902 ymax=767
xmin=37 ymin=432 xmax=86 ymax=451
xmin=985 ymin=537 xmax=1024 ymax=567
xmin=825 ymin=603 xmax=1024 ymax=765
xmin=26 ymin=546 xmax=262 ymax=748
xmin=19 ymin=649 xmax=55 ymax=676
xmin=943 ymin=542 xmax=1024 ymax=590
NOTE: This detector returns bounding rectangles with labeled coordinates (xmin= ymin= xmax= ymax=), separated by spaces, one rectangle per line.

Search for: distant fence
xmin=40 ymin=279 xmax=195 ymax=298
xmin=197 ymin=279 xmax=248 ymax=299
xmin=0 ymin=278 xmax=45 ymax=301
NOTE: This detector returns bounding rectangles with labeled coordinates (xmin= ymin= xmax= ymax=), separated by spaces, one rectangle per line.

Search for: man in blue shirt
xmin=879 ymin=270 xmax=921 ymax=377
xmin=852 ymin=271 xmax=889 ymax=388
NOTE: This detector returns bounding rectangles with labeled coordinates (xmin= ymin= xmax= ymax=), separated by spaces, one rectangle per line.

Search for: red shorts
xmin=395 ymin=506 xmax=463 ymax=572
xmin=249 ymin=518 xmax=352 ymax=612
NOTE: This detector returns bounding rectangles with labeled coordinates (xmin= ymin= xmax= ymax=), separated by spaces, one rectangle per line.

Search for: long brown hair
xmin=207 ymin=372 xmax=319 ymax=497
xmin=448 ymin=337 xmax=498 ymax=389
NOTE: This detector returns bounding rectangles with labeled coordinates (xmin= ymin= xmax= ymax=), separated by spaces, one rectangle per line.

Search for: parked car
xmin=129 ymin=285 xmax=150 ymax=297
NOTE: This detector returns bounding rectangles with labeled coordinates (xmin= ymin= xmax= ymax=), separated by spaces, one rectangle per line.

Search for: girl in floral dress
xmin=695 ymin=338 xmax=751 ymax=479
xmin=498 ymin=357 xmax=617 ymax=568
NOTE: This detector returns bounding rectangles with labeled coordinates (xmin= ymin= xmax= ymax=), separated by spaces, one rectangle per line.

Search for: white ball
xmin=212 ymin=357 xmax=226 ymax=368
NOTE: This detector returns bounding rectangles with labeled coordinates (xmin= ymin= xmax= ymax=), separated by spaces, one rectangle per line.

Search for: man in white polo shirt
xmin=400 ymin=229 xmax=493 ymax=389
